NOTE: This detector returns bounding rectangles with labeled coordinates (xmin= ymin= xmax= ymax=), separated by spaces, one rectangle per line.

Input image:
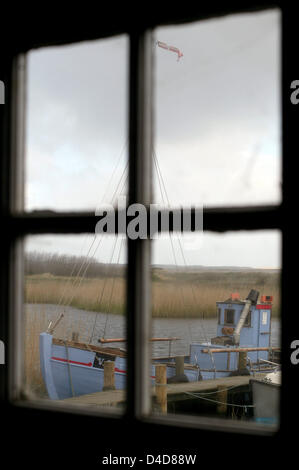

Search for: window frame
xmin=217 ymin=307 xmax=221 ymax=324
xmin=0 ymin=3 xmax=291 ymax=446
xmin=244 ymin=311 xmax=252 ymax=327
xmin=224 ymin=309 xmax=235 ymax=325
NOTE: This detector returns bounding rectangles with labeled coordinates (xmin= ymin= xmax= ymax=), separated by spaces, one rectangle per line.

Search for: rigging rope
xmin=153 ymin=150 xmax=217 ymax=378
xmin=48 ymin=145 xmax=128 ymax=337
xmin=102 ymin=237 xmax=125 ymax=340
xmin=58 ymin=162 xmax=128 ymax=310
xmin=184 ymin=391 xmax=254 ymax=408
xmin=88 ymin=175 xmax=128 ymax=342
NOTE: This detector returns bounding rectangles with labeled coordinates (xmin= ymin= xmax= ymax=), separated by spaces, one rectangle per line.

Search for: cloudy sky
xmin=25 ymin=8 xmax=281 ymax=268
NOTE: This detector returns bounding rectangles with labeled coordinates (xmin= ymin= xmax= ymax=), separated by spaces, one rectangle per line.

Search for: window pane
xmin=224 ymin=309 xmax=235 ymax=325
xmin=151 ymin=230 xmax=281 ymax=429
xmin=154 ymin=9 xmax=281 ymax=206
xmin=24 ymin=234 xmax=127 ymax=412
xmin=25 ymin=35 xmax=128 ymax=212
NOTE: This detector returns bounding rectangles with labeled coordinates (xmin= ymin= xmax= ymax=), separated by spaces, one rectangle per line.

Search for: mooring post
xmin=238 ymin=351 xmax=247 ymax=371
xmin=216 ymin=385 xmax=228 ymax=415
xmin=72 ymin=331 xmax=79 ymax=342
xmin=175 ymin=356 xmax=185 ymax=377
xmin=155 ymin=364 xmax=167 ymax=413
xmin=103 ymin=361 xmax=115 ymax=391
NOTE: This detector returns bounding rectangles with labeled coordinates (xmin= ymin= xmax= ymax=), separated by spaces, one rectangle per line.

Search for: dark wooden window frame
xmin=1 ymin=2 xmax=298 ymax=461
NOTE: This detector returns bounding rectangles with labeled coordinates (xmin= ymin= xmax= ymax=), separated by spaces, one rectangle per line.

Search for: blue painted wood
xmin=216 ymin=299 xmax=271 ymax=363
xmin=40 ymin=334 xmax=200 ymax=399
xmin=39 ymin=333 xmax=59 ymax=399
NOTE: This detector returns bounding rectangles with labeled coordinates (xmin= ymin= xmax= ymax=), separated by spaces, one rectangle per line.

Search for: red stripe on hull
xmin=51 ymin=356 xmax=92 ymax=367
xmin=51 ymin=359 xmax=156 ymax=378
xmin=114 ymin=367 xmax=126 ymax=374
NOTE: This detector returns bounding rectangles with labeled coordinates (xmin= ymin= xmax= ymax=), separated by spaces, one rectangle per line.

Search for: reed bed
xmin=24 ymin=306 xmax=49 ymax=398
xmin=25 ymin=271 xmax=280 ymax=318
xmin=26 ymin=274 xmax=126 ymax=315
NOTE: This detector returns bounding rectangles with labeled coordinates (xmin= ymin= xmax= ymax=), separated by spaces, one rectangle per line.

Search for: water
xmin=26 ymin=303 xmax=280 ymax=358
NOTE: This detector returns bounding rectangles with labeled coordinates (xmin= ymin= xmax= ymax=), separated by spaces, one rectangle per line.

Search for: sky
xmin=25 ymin=8 xmax=281 ymax=268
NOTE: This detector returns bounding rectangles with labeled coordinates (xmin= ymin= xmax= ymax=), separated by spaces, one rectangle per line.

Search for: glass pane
xmin=154 ymin=9 xmax=281 ymax=206
xmin=24 ymin=234 xmax=127 ymax=412
xmin=151 ymin=230 xmax=281 ymax=429
xmin=25 ymin=35 xmax=128 ymax=212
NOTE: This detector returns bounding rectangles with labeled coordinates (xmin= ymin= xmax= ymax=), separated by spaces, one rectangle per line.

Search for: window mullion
xmin=8 ymin=54 xmax=26 ymax=400
xmin=126 ymin=29 xmax=153 ymax=418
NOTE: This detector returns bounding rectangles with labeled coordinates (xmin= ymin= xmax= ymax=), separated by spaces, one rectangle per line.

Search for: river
xmin=26 ymin=303 xmax=280 ymax=358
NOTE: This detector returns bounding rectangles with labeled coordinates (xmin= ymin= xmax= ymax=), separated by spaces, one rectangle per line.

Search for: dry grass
xmin=25 ymin=271 xmax=280 ymax=318
xmin=26 ymin=274 xmax=126 ymax=315
xmin=153 ymin=282 xmax=280 ymax=317
xmin=24 ymin=306 xmax=49 ymax=398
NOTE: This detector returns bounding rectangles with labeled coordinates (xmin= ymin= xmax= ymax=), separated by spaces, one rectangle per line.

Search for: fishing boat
xmin=39 ymin=288 xmax=279 ymax=399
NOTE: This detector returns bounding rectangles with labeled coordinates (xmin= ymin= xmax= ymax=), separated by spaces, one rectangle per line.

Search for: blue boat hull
xmin=40 ymin=333 xmax=200 ymax=400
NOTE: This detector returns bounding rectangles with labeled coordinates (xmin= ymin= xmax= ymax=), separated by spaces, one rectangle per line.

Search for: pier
xmin=62 ymin=372 xmax=265 ymax=414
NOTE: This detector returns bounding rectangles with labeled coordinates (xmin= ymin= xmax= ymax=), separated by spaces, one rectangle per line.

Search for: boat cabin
xmin=189 ymin=292 xmax=273 ymax=379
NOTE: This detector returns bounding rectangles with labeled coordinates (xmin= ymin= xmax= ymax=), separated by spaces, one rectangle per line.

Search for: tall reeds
xmin=25 ymin=271 xmax=280 ymax=318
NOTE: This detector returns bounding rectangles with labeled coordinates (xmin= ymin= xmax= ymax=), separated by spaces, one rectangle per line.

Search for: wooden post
xmin=238 ymin=351 xmax=247 ymax=371
xmin=72 ymin=331 xmax=79 ymax=342
xmin=175 ymin=356 xmax=184 ymax=377
xmin=216 ymin=385 xmax=227 ymax=415
xmin=155 ymin=364 xmax=167 ymax=413
xmin=103 ymin=361 xmax=115 ymax=391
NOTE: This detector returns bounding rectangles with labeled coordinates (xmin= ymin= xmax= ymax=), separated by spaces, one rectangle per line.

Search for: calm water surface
xmin=26 ymin=303 xmax=280 ymax=358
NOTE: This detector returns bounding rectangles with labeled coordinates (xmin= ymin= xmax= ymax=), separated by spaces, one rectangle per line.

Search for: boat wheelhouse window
xmin=244 ymin=311 xmax=252 ymax=327
xmin=224 ymin=309 xmax=235 ymax=325
xmin=217 ymin=308 xmax=221 ymax=324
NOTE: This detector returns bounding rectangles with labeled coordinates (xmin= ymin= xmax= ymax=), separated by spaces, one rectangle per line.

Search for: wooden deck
xmin=62 ymin=374 xmax=264 ymax=408
xmin=63 ymin=388 xmax=125 ymax=407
